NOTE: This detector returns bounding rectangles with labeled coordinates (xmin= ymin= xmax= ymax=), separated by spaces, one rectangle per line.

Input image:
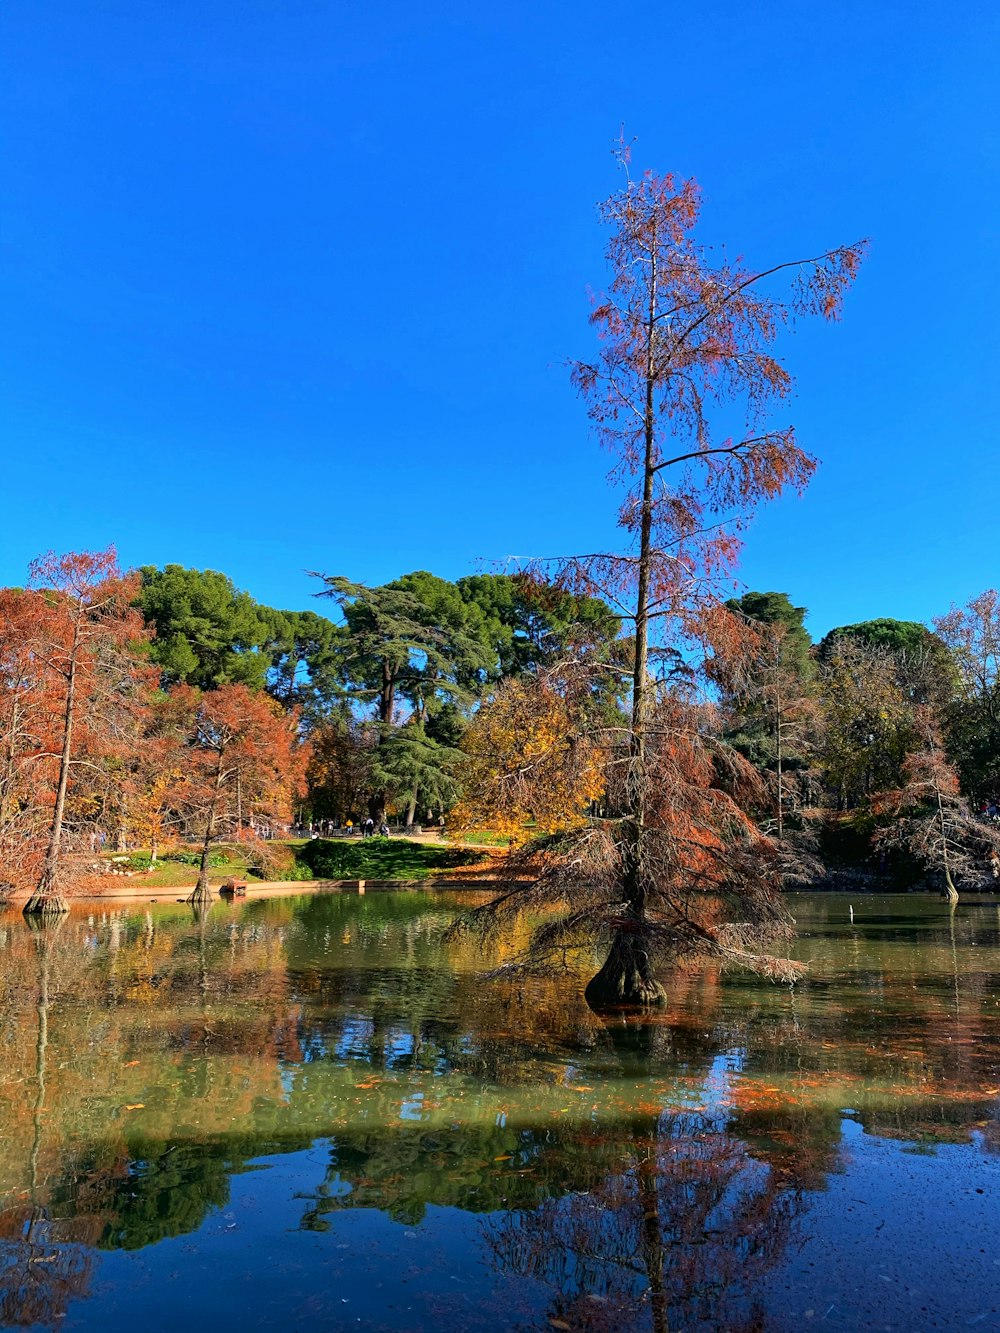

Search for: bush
xmin=165 ymin=849 xmax=230 ymax=868
xmin=295 ymin=837 xmax=483 ymax=881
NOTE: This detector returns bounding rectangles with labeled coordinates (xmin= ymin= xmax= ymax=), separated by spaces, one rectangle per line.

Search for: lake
xmin=1 ymin=890 xmax=999 ymax=1331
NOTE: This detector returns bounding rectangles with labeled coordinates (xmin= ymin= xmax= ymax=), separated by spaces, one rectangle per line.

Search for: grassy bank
xmin=295 ymin=836 xmax=490 ymax=881
xmin=89 ymin=836 xmax=495 ymax=891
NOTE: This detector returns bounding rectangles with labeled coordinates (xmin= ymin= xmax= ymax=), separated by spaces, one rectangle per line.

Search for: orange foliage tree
xmin=874 ymin=708 xmax=1000 ymax=904
xmin=20 ymin=550 xmax=154 ymax=916
xmin=172 ymin=684 xmax=307 ymax=904
xmin=454 ymin=147 xmax=865 ymax=1005
xmin=0 ymin=588 xmax=51 ymax=898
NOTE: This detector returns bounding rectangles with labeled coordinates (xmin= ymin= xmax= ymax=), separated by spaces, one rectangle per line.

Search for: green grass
xmin=294 ymin=836 xmax=486 ymax=881
xmin=97 ymin=841 xmax=308 ymax=888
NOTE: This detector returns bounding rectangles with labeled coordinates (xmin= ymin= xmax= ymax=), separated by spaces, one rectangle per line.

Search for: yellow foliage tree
xmin=450 ymin=672 xmax=605 ymax=843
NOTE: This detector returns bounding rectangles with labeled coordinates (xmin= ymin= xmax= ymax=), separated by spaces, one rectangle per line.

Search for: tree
xmin=457 ymin=572 xmax=622 ymax=681
xmin=305 ymin=712 xmax=374 ymax=825
xmin=874 ymin=710 xmax=1000 ymax=904
xmin=450 ymin=668 xmax=606 ymax=841
xmin=262 ymin=608 xmax=344 ymax=721
xmin=0 ymin=588 xmax=51 ymax=897
xmin=934 ymin=590 xmax=1000 ymax=801
xmin=820 ymin=637 xmax=918 ymax=810
xmin=719 ymin=592 xmax=819 ymax=844
xmin=313 ymin=572 xmax=495 ymax=823
xmin=138 ymin=565 xmax=274 ymax=691
xmin=454 ymin=149 xmax=864 ymax=1006
xmin=22 ymin=550 xmax=153 ymax=916
xmin=174 ymin=684 xmax=306 ymax=905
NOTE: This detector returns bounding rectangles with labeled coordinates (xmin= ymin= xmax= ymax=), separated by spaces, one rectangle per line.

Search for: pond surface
xmin=1 ymin=890 xmax=999 ymax=1331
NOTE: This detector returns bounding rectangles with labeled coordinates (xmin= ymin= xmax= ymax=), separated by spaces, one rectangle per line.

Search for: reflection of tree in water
xmin=485 ymin=1112 xmax=799 ymax=1333
xmin=0 ymin=917 xmax=92 ymax=1327
xmin=297 ymin=1013 xmax=809 ymax=1332
xmin=0 ymin=901 xmax=307 ymax=1325
xmin=481 ymin=1017 xmax=803 ymax=1333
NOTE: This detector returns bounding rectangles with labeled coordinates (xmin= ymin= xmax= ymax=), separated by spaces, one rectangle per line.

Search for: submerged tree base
xmin=585 ymin=930 xmax=668 ymax=1010
xmin=22 ymin=892 xmax=70 ymax=917
xmin=187 ymin=879 xmax=214 ymax=906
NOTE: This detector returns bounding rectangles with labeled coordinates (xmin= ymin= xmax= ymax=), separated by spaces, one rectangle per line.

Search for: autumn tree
xmin=305 ymin=711 xmax=374 ymax=825
xmin=933 ymin=590 xmax=1000 ymax=801
xmin=21 ymin=550 xmax=153 ymax=916
xmin=0 ymin=589 xmax=51 ymax=897
xmin=874 ymin=710 xmax=1000 ymax=904
xmin=449 ymin=667 xmax=606 ymax=842
xmin=454 ymin=148 xmax=864 ymax=1006
xmin=174 ymin=684 xmax=306 ymax=905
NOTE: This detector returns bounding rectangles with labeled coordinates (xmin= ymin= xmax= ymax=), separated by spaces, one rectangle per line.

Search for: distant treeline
xmin=3 ymin=550 xmax=1000 ymax=902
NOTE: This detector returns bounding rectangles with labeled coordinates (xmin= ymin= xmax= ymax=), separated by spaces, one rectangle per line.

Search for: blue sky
xmin=2 ymin=1 xmax=997 ymax=641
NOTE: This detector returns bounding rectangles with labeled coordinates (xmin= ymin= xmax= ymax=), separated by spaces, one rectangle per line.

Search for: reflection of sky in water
xmin=76 ymin=1127 xmax=1000 ymax=1333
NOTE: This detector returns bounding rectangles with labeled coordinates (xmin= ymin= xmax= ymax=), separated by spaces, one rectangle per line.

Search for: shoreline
xmin=2 ymin=876 xmax=504 ymax=907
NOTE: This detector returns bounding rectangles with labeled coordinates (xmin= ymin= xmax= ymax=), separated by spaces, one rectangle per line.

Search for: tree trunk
xmin=608 ymin=236 xmax=661 ymax=981
xmin=25 ymin=623 xmax=80 ymax=917
xmin=368 ymin=791 xmax=387 ymax=825
xmin=942 ymin=864 xmax=959 ymax=905
xmin=938 ymin=790 xmax=959 ymax=904
xmin=585 ymin=928 xmax=667 ymax=1009
xmin=774 ymin=639 xmax=784 ymax=842
xmin=405 ymin=781 xmax=418 ymax=828
xmin=0 ymin=696 xmax=20 ymax=830
xmin=188 ymin=762 xmax=225 ymax=906
xmin=188 ymin=815 xmax=217 ymax=906
xmin=637 ymin=1142 xmax=669 ymax=1333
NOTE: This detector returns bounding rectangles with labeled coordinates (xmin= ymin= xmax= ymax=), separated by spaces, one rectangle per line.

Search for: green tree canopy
xmin=458 ymin=572 xmax=622 ymax=680
xmin=138 ymin=565 xmax=274 ymax=690
xmin=818 ymin=618 xmax=934 ymax=661
xmin=725 ymin=591 xmax=813 ymax=680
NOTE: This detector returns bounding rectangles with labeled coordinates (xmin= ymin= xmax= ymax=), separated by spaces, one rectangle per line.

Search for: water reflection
xmin=0 ymin=892 xmax=999 ymax=1329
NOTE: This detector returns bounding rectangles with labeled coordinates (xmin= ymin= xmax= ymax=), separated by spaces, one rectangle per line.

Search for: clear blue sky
xmin=2 ymin=1 xmax=997 ymax=641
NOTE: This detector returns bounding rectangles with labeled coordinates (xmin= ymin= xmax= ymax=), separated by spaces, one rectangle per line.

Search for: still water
xmin=1 ymin=890 xmax=999 ymax=1331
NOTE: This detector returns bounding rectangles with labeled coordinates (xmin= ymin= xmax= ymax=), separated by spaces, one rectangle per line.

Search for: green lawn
xmin=98 ymin=842 xmax=307 ymax=888
xmin=295 ymin=836 xmax=487 ymax=880
xmin=93 ymin=836 xmax=492 ymax=889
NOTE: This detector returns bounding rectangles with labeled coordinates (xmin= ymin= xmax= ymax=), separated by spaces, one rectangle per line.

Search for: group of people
xmin=345 ymin=817 xmax=390 ymax=838
xmin=294 ymin=818 xmax=391 ymax=839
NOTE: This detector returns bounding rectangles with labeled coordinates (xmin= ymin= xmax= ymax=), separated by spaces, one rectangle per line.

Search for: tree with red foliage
xmin=875 ymin=709 xmax=1000 ymax=905
xmin=0 ymin=589 xmax=51 ymax=899
xmin=20 ymin=550 xmax=153 ymax=916
xmin=453 ymin=147 xmax=865 ymax=1005
xmin=174 ymin=684 xmax=306 ymax=905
